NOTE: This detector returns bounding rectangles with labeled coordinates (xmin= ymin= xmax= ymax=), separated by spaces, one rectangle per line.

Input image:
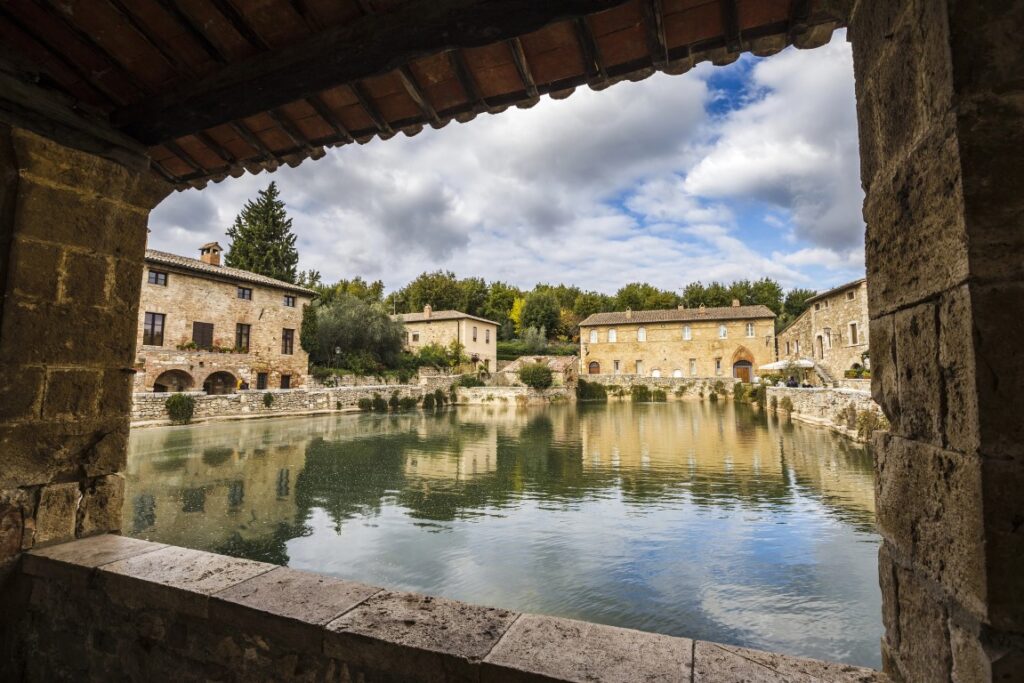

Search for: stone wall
xmin=584 ymin=374 xmax=739 ymax=398
xmin=4 ymin=534 xmax=884 ymax=682
xmin=0 ymin=127 xmax=170 ymax=591
xmin=836 ymin=378 xmax=872 ymax=392
xmin=777 ymin=280 xmax=870 ymax=381
xmin=131 ymin=384 xmax=453 ymax=424
xmin=455 ymin=385 xmax=572 ymax=405
xmin=766 ymin=387 xmax=885 ymax=443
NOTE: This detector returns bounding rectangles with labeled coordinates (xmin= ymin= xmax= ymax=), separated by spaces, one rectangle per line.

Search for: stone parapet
xmin=766 ymin=387 xmax=885 ymax=443
xmin=455 ymin=386 xmax=572 ymax=405
xmin=584 ymin=374 xmax=739 ymax=398
xmin=6 ymin=534 xmax=887 ymax=682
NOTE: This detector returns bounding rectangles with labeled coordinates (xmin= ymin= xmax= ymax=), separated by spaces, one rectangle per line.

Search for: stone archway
xmin=152 ymin=370 xmax=193 ymax=393
xmin=588 ymin=361 xmax=600 ymax=375
xmin=203 ymin=371 xmax=236 ymax=395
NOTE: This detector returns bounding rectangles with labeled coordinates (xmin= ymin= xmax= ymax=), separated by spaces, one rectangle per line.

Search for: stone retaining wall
xmin=455 ymin=386 xmax=572 ymax=405
xmin=131 ymin=384 xmax=447 ymax=424
xmin=767 ymin=386 xmax=886 ymax=442
xmin=584 ymin=374 xmax=739 ymax=398
xmin=6 ymin=535 xmax=883 ymax=682
xmin=835 ymin=378 xmax=872 ymax=391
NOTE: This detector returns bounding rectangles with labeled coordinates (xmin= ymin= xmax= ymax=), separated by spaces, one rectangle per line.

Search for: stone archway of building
xmin=152 ymin=370 xmax=194 ymax=393
xmin=203 ymin=371 xmax=237 ymax=395
xmin=588 ymin=361 xmax=600 ymax=375
xmin=650 ymin=368 xmax=661 ymax=378
xmin=672 ymin=369 xmax=683 ymax=378
xmin=732 ymin=361 xmax=753 ymax=383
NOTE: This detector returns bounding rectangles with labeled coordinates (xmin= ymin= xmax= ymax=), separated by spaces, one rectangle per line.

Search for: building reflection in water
xmin=125 ymin=402 xmax=880 ymax=667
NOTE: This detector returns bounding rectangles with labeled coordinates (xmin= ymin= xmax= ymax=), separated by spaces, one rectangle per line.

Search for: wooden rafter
xmin=448 ymin=49 xmax=486 ymax=111
xmin=304 ymin=95 xmax=353 ymax=143
xmin=210 ymin=0 xmax=271 ymax=52
xmin=161 ymin=139 xmax=205 ymax=174
xmin=228 ymin=120 xmax=273 ymax=160
xmin=397 ymin=66 xmax=441 ymax=126
xmin=195 ymin=130 xmax=236 ymax=164
xmin=112 ymin=0 xmax=631 ymax=144
xmin=350 ymin=82 xmax=394 ymax=136
xmin=266 ymin=108 xmax=315 ymax=151
xmin=105 ymin=0 xmax=184 ymax=72
xmin=720 ymin=0 xmax=742 ymax=53
xmin=507 ymin=38 xmax=538 ymax=99
xmin=640 ymin=0 xmax=667 ymax=68
xmin=152 ymin=0 xmax=227 ymax=64
xmin=573 ymin=17 xmax=605 ymax=81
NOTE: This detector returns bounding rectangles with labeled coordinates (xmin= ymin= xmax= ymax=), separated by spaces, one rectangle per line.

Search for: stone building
xmin=497 ymin=355 xmax=579 ymax=388
xmin=579 ymin=302 xmax=776 ymax=382
xmin=391 ymin=305 xmax=498 ymax=372
xmin=134 ymin=242 xmax=314 ymax=394
xmin=776 ymin=279 xmax=869 ymax=383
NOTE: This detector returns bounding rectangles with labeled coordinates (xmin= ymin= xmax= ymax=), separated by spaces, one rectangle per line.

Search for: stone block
xmin=23 ymin=534 xmax=165 ymax=585
xmin=938 ymin=285 xmax=979 ymax=455
xmin=0 ymin=364 xmax=44 ymax=421
xmin=893 ymin=301 xmax=941 ymax=445
xmin=868 ymin=314 xmax=899 ymax=427
xmin=692 ymin=640 xmax=883 ymax=682
xmin=42 ymin=368 xmax=100 ymax=419
xmin=1 ymin=300 xmax=137 ymax=366
xmin=877 ymin=543 xmax=900 ymax=654
xmin=886 ymin=564 xmax=952 ymax=683
xmin=62 ymin=251 xmax=111 ymax=308
xmin=99 ymin=546 xmax=275 ymax=618
xmin=970 ymin=282 xmax=1024 ymax=460
xmin=83 ymin=418 xmax=130 ymax=478
xmin=947 ymin=2 xmax=1024 ymax=97
xmin=34 ymin=482 xmax=81 ymax=545
xmin=980 ymin=456 xmax=1024 ymax=632
xmin=324 ymin=590 xmax=518 ymax=682
xmin=77 ymin=474 xmax=124 ymax=536
xmin=482 ymin=613 xmax=692 ymax=682
xmin=6 ymin=238 xmax=62 ymax=301
xmin=863 ymin=128 xmax=969 ymax=318
xmin=99 ymin=369 xmax=134 ymax=417
xmin=0 ymin=416 xmax=128 ymax=488
xmin=949 ymin=618 xmax=989 ymax=683
xmin=0 ymin=488 xmax=33 ymax=564
xmin=874 ymin=433 xmax=986 ymax=617
xmin=211 ymin=567 xmax=380 ymax=651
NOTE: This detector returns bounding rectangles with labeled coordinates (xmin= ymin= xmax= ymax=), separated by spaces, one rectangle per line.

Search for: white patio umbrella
xmin=758 ymin=358 xmax=815 ymax=371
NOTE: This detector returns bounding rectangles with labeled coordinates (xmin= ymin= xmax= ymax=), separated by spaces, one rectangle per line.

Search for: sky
xmin=148 ymin=31 xmax=865 ymax=296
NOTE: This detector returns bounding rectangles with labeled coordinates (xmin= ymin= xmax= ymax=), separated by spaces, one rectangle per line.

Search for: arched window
xmin=637 ymin=327 xmax=646 ymax=342
xmin=672 ymin=369 xmax=683 ymax=378
xmin=588 ymin=361 xmax=600 ymax=375
xmin=608 ymin=329 xmax=617 ymax=343
xmin=651 ymin=368 xmax=661 ymax=378
xmin=589 ymin=329 xmax=598 ymax=343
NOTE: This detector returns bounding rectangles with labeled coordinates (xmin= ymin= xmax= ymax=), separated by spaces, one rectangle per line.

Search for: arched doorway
xmin=672 ymin=369 xmax=683 ymax=378
xmin=650 ymin=368 xmax=661 ymax=378
xmin=203 ymin=371 xmax=236 ymax=395
xmin=152 ymin=370 xmax=193 ymax=393
xmin=732 ymin=361 xmax=753 ymax=383
xmin=588 ymin=361 xmax=600 ymax=375
xmin=816 ymin=335 xmax=825 ymax=359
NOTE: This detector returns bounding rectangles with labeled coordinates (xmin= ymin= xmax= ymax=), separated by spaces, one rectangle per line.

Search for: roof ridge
xmin=144 ymin=249 xmax=316 ymax=295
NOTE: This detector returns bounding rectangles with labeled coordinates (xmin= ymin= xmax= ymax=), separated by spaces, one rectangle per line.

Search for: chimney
xmin=625 ymin=308 xmax=632 ymax=320
xmin=678 ymin=304 xmax=685 ymax=310
xmin=423 ymin=304 xmax=432 ymax=319
xmin=731 ymin=298 xmax=740 ymax=307
xmin=199 ymin=242 xmax=222 ymax=266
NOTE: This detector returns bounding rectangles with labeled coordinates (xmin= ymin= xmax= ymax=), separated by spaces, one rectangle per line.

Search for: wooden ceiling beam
xmin=573 ymin=17 xmax=605 ymax=82
xmin=640 ymin=0 xmax=667 ymax=68
xmin=350 ymin=82 xmax=394 ymax=137
xmin=720 ymin=0 xmax=742 ymax=53
xmin=112 ymin=0 xmax=631 ymax=144
xmin=195 ymin=130 xmax=236 ymax=163
xmin=266 ymin=107 xmax=315 ymax=151
xmin=152 ymin=0 xmax=228 ymax=64
xmin=397 ymin=66 xmax=442 ymax=127
xmin=507 ymin=38 xmax=538 ymax=99
xmin=448 ymin=49 xmax=487 ymax=111
xmin=210 ymin=0 xmax=271 ymax=52
xmin=228 ymin=120 xmax=273 ymax=160
xmin=304 ymin=95 xmax=354 ymax=143
xmin=105 ymin=0 xmax=185 ymax=73
xmin=161 ymin=138 xmax=206 ymax=174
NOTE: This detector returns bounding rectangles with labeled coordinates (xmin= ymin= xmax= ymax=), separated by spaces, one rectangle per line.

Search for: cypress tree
xmin=225 ymin=182 xmax=299 ymax=283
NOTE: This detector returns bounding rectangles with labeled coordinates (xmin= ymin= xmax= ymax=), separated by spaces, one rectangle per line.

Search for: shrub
xmin=518 ymin=363 xmax=554 ymax=390
xmin=357 ymin=397 xmax=372 ymax=411
xmin=434 ymin=388 xmax=446 ymax=406
xmin=780 ymin=396 xmax=794 ymax=413
xmin=708 ymin=391 xmax=719 ymax=402
xmin=371 ymin=393 xmax=388 ymax=412
xmin=733 ymin=383 xmax=748 ymax=402
xmin=856 ymin=410 xmax=889 ymax=440
xmin=165 ymin=394 xmax=195 ymax=425
xmin=630 ymin=385 xmax=651 ymax=402
xmin=651 ymin=389 xmax=667 ymax=402
xmin=336 ymin=401 xmax=342 ymax=410
xmin=770 ymin=395 xmax=778 ymax=411
xmin=388 ymin=391 xmax=401 ymax=411
xmin=456 ymin=375 xmax=485 ymax=388
xmin=576 ymin=379 xmax=607 ymax=401
xmin=713 ymin=380 xmax=725 ymax=396
xmin=263 ymin=392 xmax=274 ymax=408
xmin=422 ymin=393 xmax=436 ymax=410
xmin=399 ymin=396 xmax=418 ymax=410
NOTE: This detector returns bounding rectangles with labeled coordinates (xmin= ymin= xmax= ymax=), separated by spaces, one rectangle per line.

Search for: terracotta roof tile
xmin=391 ymin=310 xmax=499 ymax=325
xmin=580 ymin=305 xmax=776 ymax=326
xmin=145 ymin=249 xmax=316 ymax=296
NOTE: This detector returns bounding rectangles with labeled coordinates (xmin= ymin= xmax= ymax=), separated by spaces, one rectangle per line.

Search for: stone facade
xmin=579 ymin=304 xmax=775 ymax=382
xmin=766 ymin=386 xmax=886 ymax=443
xmin=455 ymin=385 xmax=573 ymax=405
xmin=134 ymin=246 xmax=313 ymax=394
xmin=777 ymin=279 xmax=870 ymax=383
xmin=583 ymin=374 xmax=739 ymax=398
xmin=391 ymin=305 xmax=499 ymax=372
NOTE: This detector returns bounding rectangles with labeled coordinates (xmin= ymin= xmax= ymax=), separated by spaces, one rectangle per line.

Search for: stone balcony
xmin=14 ymin=535 xmax=887 ymax=682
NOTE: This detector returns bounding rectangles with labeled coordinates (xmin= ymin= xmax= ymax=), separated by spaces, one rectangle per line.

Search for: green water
xmin=125 ymin=401 xmax=882 ymax=668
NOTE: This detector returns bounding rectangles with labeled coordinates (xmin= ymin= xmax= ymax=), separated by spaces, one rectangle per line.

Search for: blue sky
xmin=149 ymin=32 xmax=865 ymax=295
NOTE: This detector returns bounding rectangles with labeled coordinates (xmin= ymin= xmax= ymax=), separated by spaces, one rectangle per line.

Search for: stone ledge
xmin=22 ymin=535 xmax=889 ymax=682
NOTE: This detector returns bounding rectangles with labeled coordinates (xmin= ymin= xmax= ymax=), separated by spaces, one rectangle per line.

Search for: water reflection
xmin=125 ymin=402 xmax=880 ymax=668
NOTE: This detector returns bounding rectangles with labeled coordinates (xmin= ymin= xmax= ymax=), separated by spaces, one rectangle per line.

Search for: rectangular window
xmin=143 ymin=312 xmax=165 ymax=346
xmin=613 ymin=360 xmax=621 ymax=375
xmin=485 ymin=329 xmax=490 ymax=344
xmin=192 ymin=321 xmax=213 ymax=350
xmin=847 ymin=291 xmax=855 ymax=300
xmin=256 ymin=372 xmax=268 ymax=390
xmin=237 ymin=286 xmax=252 ymax=300
xmin=412 ymin=332 xmax=420 ymax=342
xmin=718 ymin=325 xmax=727 ymax=339
xmin=786 ymin=341 xmax=791 ymax=355
xmin=715 ymin=358 xmax=722 ymax=376
xmin=235 ymin=323 xmax=251 ymax=353
xmin=147 ymin=270 xmax=167 ymax=286
xmin=850 ymin=322 xmax=859 ymax=345
xmin=472 ymin=326 xmax=478 ymax=342
xmin=689 ymin=359 xmax=697 ymax=376
xmin=608 ymin=329 xmax=617 ymax=343
xmin=280 ymin=374 xmax=291 ymax=389
xmin=683 ymin=325 xmax=691 ymax=341
xmin=796 ymin=340 xmax=801 ymax=354
xmin=281 ymin=328 xmax=294 ymax=355
xmin=590 ymin=329 xmax=598 ymax=343
xmin=814 ymin=303 xmax=821 ymax=311
xmin=636 ymin=360 xmax=644 ymax=375
xmin=746 ymin=322 xmax=755 ymax=337
xmin=283 ymin=295 xmax=296 ymax=307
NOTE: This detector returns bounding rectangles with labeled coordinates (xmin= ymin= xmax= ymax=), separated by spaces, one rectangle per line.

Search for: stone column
xmin=0 ymin=125 xmax=169 ymax=580
xmin=850 ymin=1 xmax=1023 ymax=680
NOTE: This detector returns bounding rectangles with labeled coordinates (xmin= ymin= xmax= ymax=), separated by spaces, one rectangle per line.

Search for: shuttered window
xmin=143 ymin=312 xmax=165 ymax=346
xmin=192 ymin=322 xmax=214 ymax=350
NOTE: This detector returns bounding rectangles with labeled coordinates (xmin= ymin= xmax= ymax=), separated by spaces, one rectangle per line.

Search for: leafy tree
xmin=299 ymin=303 xmax=319 ymax=358
xmin=614 ymin=282 xmax=678 ymax=311
xmin=311 ymin=294 xmax=405 ymax=369
xmin=572 ymin=291 xmax=614 ymax=318
xmin=518 ymin=362 xmax=553 ymax=390
xmin=459 ymin=277 xmax=488 ymax=317
xmin=296 ymin=269 xmax=321 ymax=288
xmin=784 ymin=288 xmax=818 ymax=319
xmin=521 ymin=290 xmax=561 ymax=335
xmin=483 ymin=281 xmax=523 ymax=329
xmin=393 ymin=270 xmax=464 ymax=313
xmin=509 ymin=297 xmax=527 ymax=335
xmin=316 ymin=277 xmax=385 ymax=306
xmin=557 ymin=308 xmax=583 ymax=341
xmin=225 ymin=182 xmax=300 ymax=283
xmin=520 ymin=326 xmax=547 ymax=353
